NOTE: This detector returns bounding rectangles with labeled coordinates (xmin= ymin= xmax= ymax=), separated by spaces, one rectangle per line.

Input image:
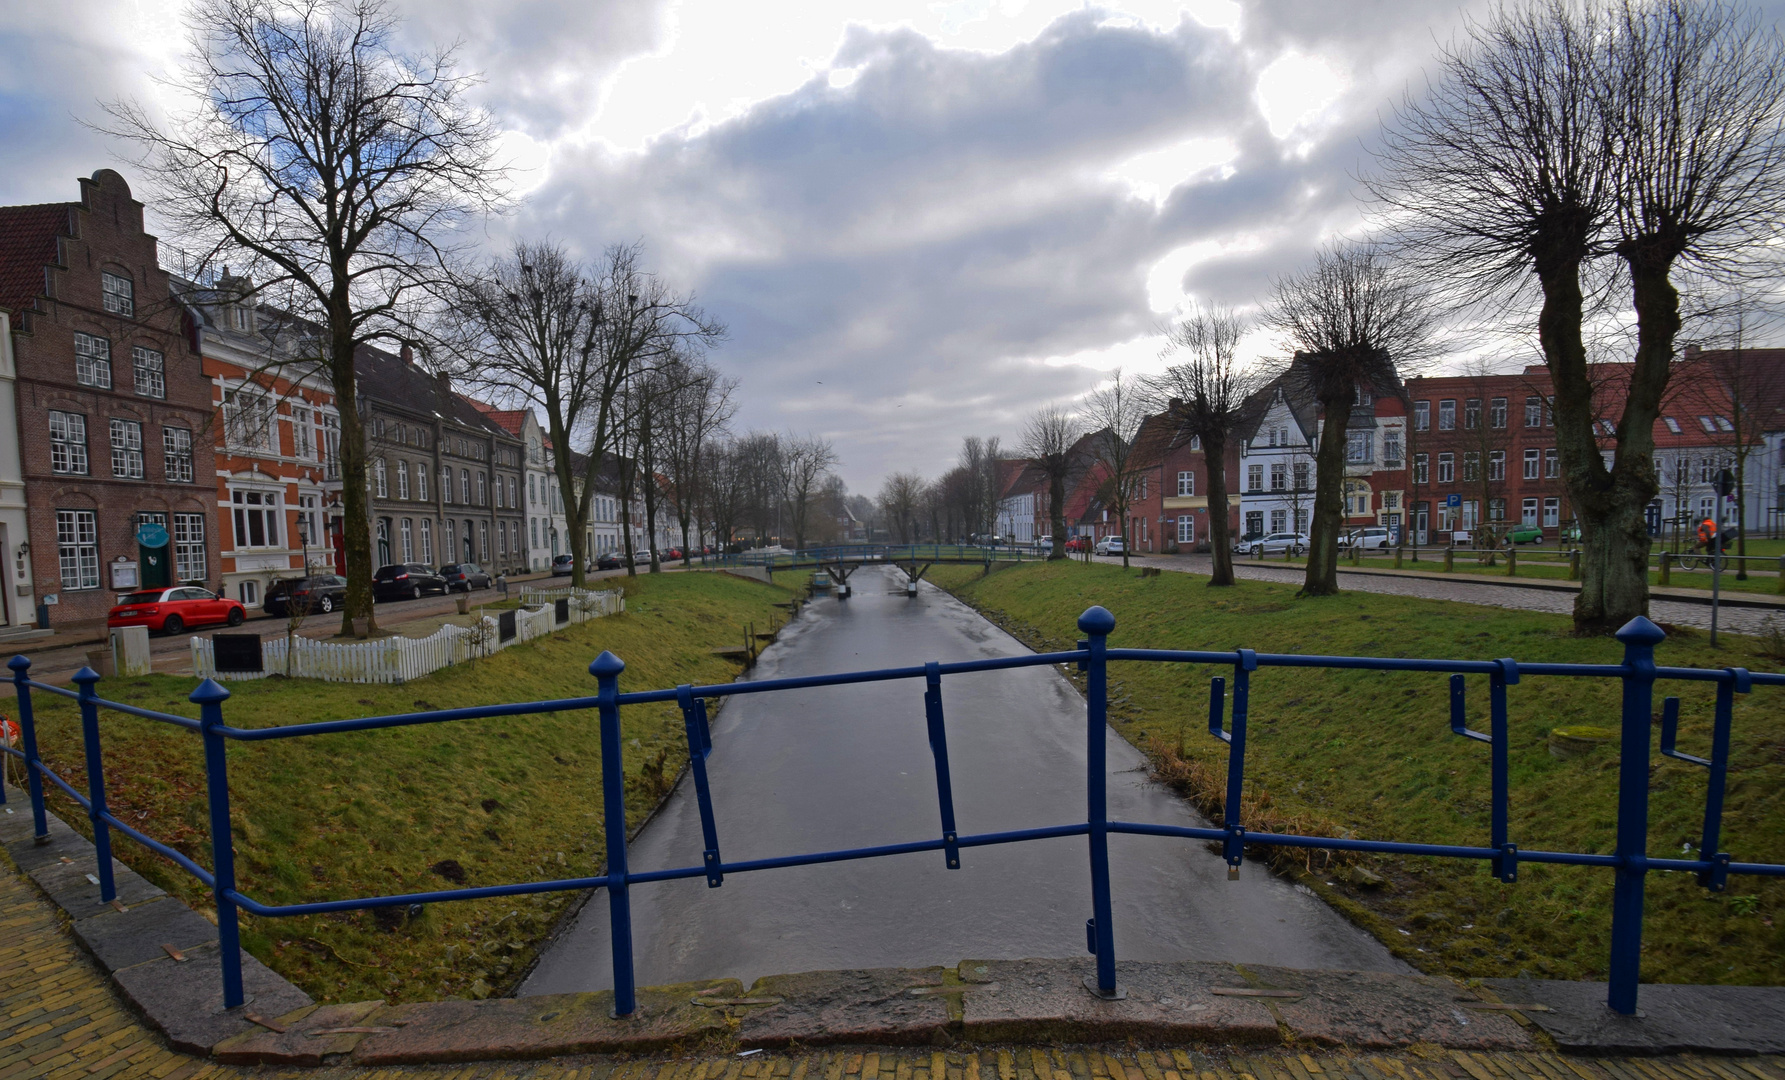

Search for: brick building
xmin=1128 ymin=407 xmax=1242 ymax=554
xmin=0 ymin=170 xmax=217 ymax=628
xmin=178 ymin=281 xmax=345 ymax=609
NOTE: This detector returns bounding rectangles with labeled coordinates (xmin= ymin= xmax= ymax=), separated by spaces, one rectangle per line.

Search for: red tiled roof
xmin=0 ymin=204 xmax=68 ymax=314
xmin=460 ymin=395 xmax=530 ymax=435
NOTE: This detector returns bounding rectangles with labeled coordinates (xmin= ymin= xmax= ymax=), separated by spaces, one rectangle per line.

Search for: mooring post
xmin=8 ymin=657 xmax=49 ymax=843
xmin=72 ymin=668 xmax=115 ymax=902
xmin=1078 ymin=606 xmax=1120 ymax=999
xmin=192 ymin=678 xmax=244 ymax=1009
xmin=592 ymin=651 xmax=637 ymax=1017
xmin=1608 ymin=616 xmax=1664 ymax=1015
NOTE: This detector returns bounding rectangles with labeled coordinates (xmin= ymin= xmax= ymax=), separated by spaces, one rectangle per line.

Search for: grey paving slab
xmin=71 ymin=895 xmax=219 ymax=972
xmin=1483 ymin=978 xmax=1785 ymax=1055
xmin=111 ymin=940 xmax=313 ymax=1054
xmin=27 ymin=853 xmax=165 ymax=920
xmin=956 ymin=958 xmax=1281 ymax=1045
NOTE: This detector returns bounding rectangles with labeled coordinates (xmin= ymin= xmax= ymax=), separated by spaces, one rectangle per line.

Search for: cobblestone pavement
xmin=1127 ymin=555 xmax=1781 ymax=636
xmin=4 ymin=861 xmax=1784 ymax=1080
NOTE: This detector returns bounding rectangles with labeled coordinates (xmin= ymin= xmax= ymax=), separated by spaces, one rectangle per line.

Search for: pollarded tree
xmin=1150 ymin=304 xmax=1267 ymax=586
xmin=878 ymin=472 xmax=925 ymax=544
xmin=1018 ymin=405 xmax=1080 ymax=560
xmin=1266 ymin=246 xmax=1436 ymax=597
xmin=780 ymin=434 xmax=840 ymax=550
xmin=1371 ymin=0 xmax=1785 ymax=633
xmin=106 ymin=0 xmax=505 ymax=633
xmin=1081 ymin=369 xmax=1152 ymax=570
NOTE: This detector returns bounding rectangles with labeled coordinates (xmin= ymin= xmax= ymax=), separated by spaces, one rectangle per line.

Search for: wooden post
xmin=1443 ymin=548 xmax=1454 ymax=573
xmin=1506 ymin=548 xmax=1517 ymax=577
xmin=1658 ymin=552 xmax=1670 ymax=587
xmin=1569 ymin=549 xmax=1581 ymax=580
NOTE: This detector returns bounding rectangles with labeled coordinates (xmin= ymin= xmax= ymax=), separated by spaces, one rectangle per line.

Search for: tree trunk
xmin=1205 ymin=430 xmax=1234 ymax=586
xmin=644 ymin=473 xmax=662 ymax=573
xmin=332 ymin=329 xmax=378 ymax=636
xmin=620 ymin=473 xmax=638 ymax=578
xmin=1049 ymin=468 xmax=1067 ymax=560
xmin=1301 ymin=395 xmax=1353 ymax=597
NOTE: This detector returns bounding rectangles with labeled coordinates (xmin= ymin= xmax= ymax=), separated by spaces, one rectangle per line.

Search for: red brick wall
xmin=6 ymin=170 xmax=217 ymax=627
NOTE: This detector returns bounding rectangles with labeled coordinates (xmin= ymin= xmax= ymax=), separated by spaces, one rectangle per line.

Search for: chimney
xmin=401 ymin=343 xmax=414 ymax=365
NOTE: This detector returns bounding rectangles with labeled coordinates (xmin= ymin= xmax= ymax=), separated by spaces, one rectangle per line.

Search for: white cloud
xmin=1105 ymin=136 xmax=1239 ymax=206
xmin=1254 ymin=50 xmax=1348 ymax=141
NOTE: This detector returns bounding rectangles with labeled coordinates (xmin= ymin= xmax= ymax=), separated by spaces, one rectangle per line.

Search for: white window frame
xmin=416 ymin=462 xmax=429 ymax=501
xmin=101 ymin=271 xmax=133 ymax=315
xmin=401 ymin=518 xmax=414 ymax=562
xmin=1176 ymin=471 xmax=1193 ymax=497
xmin=1523 ymin=449 xmax=1540 ymax=480
xmin=223 ymin=388 xmax=275 ymax=452
xmin=396 ymin=461 xmax=410 ymax=500
xmin=56 ymin=509 xmax=99 ymax=590
xmin=173 ymin=513 xmax=206 ymax=583
xmin=132 ymin=346 xmax=165 ymax=398
xmin=231 ymin=488 xmax=283 ymax=550
xmin=1437 ymin=452 xmax=1454 ymax=484
xmin=420 ymin=518 xmax=433 ymax=563
xmin=1543 ymin=498 xmax=1560 ymax=528
xmin=375 ymin=458 xmax=388 ymax=498
xmin=74 ymin=332 xmax=111 ymax=388
xmin=163 ymin=426 xmax=193 ymax=483
xmin=110 ymin=418 xmax=144 ymax=479
xmin=49 ymin=411 xmax=88 ymax=475
xmin=442 ymin=465 xmax=455 ymax=504
xmin=1488 ymin=450 xmax=1505 ymax=481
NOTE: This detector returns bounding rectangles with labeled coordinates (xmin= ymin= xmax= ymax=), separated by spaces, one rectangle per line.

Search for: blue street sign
xmin=1445 ymin=493 xmax=1461 ymax=508
xmin=136 ymin=522 xmax=169 ymax=548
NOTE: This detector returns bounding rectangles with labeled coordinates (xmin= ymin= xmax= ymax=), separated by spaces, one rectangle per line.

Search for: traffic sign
xmin=1715 ymin=469 xmax=1736 ymax=497
xmin=1445 ymin=493 xmax=1462 ymax=508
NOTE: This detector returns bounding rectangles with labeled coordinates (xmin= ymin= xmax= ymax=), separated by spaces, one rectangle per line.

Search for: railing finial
xmin=1077 ymin=606 xmax=1116 ymax=636
xmin=590 ymin=651 xmax=625 ymax=678
xmin=72 ymin=666 xmax=100 ymax=686
xmin=189 ymin=678 xmax=231 ymax=705
xmin=7 ymin=655 xmax=30 ymax=675
xmin=1614 ymin=615 xmax=1666 ymax=647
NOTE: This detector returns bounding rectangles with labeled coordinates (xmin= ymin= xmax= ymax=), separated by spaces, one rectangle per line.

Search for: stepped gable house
xmin=0 ymin=170 xmax=217 ymax=628
xmin=355 ymin=346 xmax=526 ymax=575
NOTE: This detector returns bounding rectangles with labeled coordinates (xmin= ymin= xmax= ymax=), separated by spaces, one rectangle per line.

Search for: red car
xmin=1065 ymin=536 xmax=1089 ymax=552
xmin=108 ymin=587 xmax=247 ymax=635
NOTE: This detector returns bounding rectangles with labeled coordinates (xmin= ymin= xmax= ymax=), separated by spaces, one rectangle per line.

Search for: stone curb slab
xmin=1241 ymin=964 xmax=1533 ymax=1049
xmin=111 ymin=940 xmax=314 ymax=1054
xmin=71 ymin=894 xmax=220 ymax=971
xmin=212 ymin=999 xmax=386 ymax=1066
xmin=738 ymin=966 xmax=952 ymax=1048
xmin=956 ymin=959 xmax=1281 ymax=1045
xmin=1482 ymin=979 xmax=1785 ymax=1055
xmin=350 ymin=980 xmax=742 ymax=1065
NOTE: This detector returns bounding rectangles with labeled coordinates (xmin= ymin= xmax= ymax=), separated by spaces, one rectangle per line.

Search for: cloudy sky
xmin=5 ymin=0 xmax=1781 ymax=492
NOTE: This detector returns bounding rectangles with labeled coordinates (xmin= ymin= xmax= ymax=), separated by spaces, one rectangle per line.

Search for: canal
xmin=522 ymin=565 xmax=1402 ymax=994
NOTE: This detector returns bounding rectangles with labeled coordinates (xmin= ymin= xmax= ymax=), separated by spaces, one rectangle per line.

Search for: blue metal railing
xmin=714 ymin=543 xmax=1039 ymax=571
xmin=4 ymin=610 xmax=1782 ymax=1018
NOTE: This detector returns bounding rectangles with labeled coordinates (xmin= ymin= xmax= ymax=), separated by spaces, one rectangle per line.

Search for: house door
xmin=1415 ymin=506 xmax=1429 ymax=545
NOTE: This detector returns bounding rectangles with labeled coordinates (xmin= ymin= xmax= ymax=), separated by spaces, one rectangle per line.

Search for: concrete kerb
xmin=3 ymin=782 xmax=1783 ymax=1066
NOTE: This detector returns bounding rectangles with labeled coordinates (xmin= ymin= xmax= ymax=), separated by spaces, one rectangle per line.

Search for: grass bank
xmin=1254 ymin=551 xmax=1784 ymax=597
xmin=925 ymin=561 xmax=1784 ymax=987
xmin=16 ymin=570 xmax=797 ymax=1005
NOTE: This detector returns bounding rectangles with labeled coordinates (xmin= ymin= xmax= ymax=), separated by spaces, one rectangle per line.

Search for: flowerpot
xmin=455 ymin=594 xmax=471 ymax=615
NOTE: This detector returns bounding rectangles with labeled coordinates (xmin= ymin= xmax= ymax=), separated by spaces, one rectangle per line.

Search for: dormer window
xmin=231 ymin=305 xmax=253 ymax=332
xmin=101 ymin=272 xmax=133 ymax=316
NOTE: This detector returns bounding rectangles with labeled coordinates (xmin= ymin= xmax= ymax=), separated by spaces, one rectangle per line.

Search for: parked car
xmin=1232 ymin=531 xmax=1265 ymax=553
xmin=550 ymin=554 xmax=576 ymax=577
xmin=596 ymin=551 xmax=626 ymax=570
xmin=1064 ymin=536 xmax=1089 ymax=552
xmin=372 ymin=563 xmax=449 ymax=601
xmin=1092 ymin=536 xmax=1126 ymax=557
xmin=263 ymin=574 xmax=348 ymax=616
xmin=1034 ymin=535 xmax=1054 ymax=551
xmin=633 ymin=548 xmax=654 ymax=565
xmin=1249 ymin=532 xmax=1308 ymax=556
xmin=1339 ymin=526 xmax=1393 ymax=550
xmin=438 ymin=562 xmax=492 ymax=591
xmin=664 ymin=547 xmax=683 ymax=561
xmin=108 ymin=587 xmax=246 ymax=634
xmin=1504 ymin=523 xmax=1543 ymax=545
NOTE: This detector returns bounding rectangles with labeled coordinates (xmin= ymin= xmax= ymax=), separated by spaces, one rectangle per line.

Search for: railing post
xmin=72 ymin=668 xmax=115 ymax=902
xmin=1077 ymin=606 xmax=1120 ymax=999
xmin=591 ymin=651 xmax=636 ymax=1017
xmin=1223 ymin=650 xmax=1257 ymax=879
xmin=1490 ymin=659 xmax=1519 ymax=882
xmin=8 ymin=657 xmax=49 ymax=843
xmin=1608 ymin=616 xmax=1665 ymax=1016
xmin=191 ymin=677 xmax=244 ymax=1009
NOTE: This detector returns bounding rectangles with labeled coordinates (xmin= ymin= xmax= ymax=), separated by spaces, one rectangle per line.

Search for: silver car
xmin=1250 ymin=531 xmax=1308 ymax=556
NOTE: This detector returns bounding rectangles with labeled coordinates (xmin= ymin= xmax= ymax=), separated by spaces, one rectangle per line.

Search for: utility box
xmin=110 ymin=626 xmax=152 ymax=677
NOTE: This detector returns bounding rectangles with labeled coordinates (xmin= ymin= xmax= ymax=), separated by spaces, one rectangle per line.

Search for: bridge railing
xmin=714 ymin=543 xmax=1040 ymax=571
xmin=4 ymin=610 xmax=1781 ymax=1017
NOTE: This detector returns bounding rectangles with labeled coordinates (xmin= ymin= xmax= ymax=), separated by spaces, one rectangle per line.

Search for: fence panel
xmin=191 ymin=589 xmax=622 ymax=684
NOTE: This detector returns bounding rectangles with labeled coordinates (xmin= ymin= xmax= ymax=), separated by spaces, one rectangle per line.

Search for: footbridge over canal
xmin=717 ymin=543 xmax=1041 ymax=596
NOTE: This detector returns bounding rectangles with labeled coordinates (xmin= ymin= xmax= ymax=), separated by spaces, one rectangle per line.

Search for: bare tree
xmin=702 ymin=439 xmax=744 ymax=554
xmin=1266 ymin=245 xmax=1436 ymax=596
xmin=781 ymin=435 xmax=840 ymax=549
xmin=1372 ymin=0 xmax=1785 ymax=632
xmin=1150 ymin=304 xmax=1266 ymax=585
xmin=1081 ymin=369 xmax=1153 ymax=569
xmin=878 ymin=473 xmax=925 ymax=544
xmin=1018 ymin=405 xmax=1080 ymax=560
xmin=104 ymin=0 xmax=505 ymax=633
xmin=661 ymin=361 xmax=738 ymax=566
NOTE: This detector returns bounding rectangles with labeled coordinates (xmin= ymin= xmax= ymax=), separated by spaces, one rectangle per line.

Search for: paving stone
xmin=352 ymin=980 xmax=741 ymax=1064
xmin=955 ymin=959 xmax=1282 ymax=1045
xmin=2 ymin=813 xmax=88 ymax=872
xmin=211 ymin=999 xmax=385 ymax=1065
xmin=109 ymin=940 xmax=313 ymax=1054
xmin=70 ymin=897 xmax=218 ymax=973
xmin=1482 ymin=979 xmax=1785 ymax=1055
xmin=1239 ymin=965 xmax=1533 ymax=1050
xmin=738 ymin=967 xmax=953 ymax=1048
xmin=25 ymin=854 xmax=164 ymax=921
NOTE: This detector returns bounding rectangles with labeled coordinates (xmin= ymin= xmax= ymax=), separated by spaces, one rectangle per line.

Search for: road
xmin=522 ymin=565 xmax=1402 ymax=995
xmin=1133 ymin=553 xmax=1783 ymax=635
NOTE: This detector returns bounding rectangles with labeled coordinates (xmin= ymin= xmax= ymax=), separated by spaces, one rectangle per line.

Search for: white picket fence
xmin=191 ymin=588 xmax=624 ymax=684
